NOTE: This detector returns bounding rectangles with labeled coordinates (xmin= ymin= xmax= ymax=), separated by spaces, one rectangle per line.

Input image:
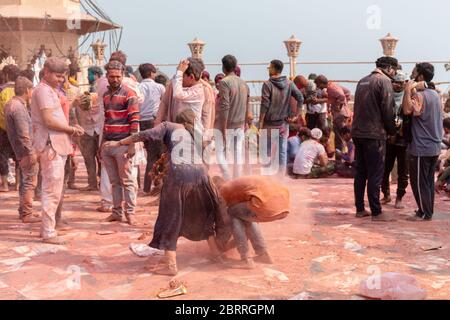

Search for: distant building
xmin=0 ymin=0 xmax=120 ymax=68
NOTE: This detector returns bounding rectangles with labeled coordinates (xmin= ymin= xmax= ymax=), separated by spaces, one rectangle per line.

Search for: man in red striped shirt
xmin=100 ymin=61 xmax=140 ymax=226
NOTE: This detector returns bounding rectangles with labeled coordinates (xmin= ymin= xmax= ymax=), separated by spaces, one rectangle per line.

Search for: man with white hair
xmin=292 ymin=128 xmax=334 ymax=178
xmin=31 ymin=57 xmax=85 ymax=244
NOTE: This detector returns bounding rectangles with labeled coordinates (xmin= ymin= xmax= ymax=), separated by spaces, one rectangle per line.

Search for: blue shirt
xmin=408 ymin=89 xmax=444 ymax=157
xmin=138 ymin=78 xmax=165 ymax=121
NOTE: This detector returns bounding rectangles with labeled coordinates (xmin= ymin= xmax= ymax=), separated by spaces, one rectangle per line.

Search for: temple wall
xmin=2 ymin=0 xmax=79 ymax=9
xmin=0 ymin=31 xmax=78 ymax=68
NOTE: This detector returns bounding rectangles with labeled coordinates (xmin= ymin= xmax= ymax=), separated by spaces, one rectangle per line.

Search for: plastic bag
xmin=360 ymin=272 xmax=427 ymax=300
xmin=129 ymin=243 xmax=163 ymax=257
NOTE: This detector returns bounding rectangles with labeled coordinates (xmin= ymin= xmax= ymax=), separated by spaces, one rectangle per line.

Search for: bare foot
xmin=42 ymin=237 xmax=68 ymax=245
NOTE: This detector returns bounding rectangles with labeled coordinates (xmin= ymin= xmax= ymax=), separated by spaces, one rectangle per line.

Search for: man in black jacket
xmin=352 ymin=57 xmax=397 ymax=221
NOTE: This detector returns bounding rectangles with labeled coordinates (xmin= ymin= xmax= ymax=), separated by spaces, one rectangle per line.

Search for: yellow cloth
xmin=68 ymin=77 xmax=78 ymax=87
xmin=0 ymin=87 xmax=15 ymax=130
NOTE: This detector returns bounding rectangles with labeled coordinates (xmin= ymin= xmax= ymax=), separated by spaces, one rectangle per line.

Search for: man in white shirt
xmin=138 ymin=63 xmax=166 ymax=194
xmin=293 ymin=128 xmax=334 ymax=178
xmin=156 ymin=59 xmax=205 ymax=127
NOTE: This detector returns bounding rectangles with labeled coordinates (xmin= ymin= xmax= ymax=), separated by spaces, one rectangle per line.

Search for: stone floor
xmin=0 ymin=156 xmax=449 ymax=300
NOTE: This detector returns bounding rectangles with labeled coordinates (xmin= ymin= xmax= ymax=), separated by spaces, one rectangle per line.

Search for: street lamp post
xmin=379 ymin=33 xmax=399 ymax=57
xmin=188 ymin=38 xmax=206 ymax=60
xmin=91 ymin=40 xmax=107 ymax=67
xmin=284 ymin=35 xmax=302 ymax=80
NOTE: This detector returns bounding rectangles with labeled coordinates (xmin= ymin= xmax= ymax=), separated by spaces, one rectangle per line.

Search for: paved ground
xmin=0 ymin=155 xmax=449 ymax=300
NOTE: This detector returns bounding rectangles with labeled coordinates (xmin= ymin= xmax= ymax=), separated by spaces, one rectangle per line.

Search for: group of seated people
xmin=286 ymin=125 xmax=355 ymax=179
xmin=436 ymin=118 xmax=450 ymax=195
xmin=285 ymin=87 xmax=450 ymax=195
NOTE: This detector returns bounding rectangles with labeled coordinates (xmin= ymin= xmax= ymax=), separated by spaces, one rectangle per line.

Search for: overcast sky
xmin=89 ymin=0 xmax=450 ymax=92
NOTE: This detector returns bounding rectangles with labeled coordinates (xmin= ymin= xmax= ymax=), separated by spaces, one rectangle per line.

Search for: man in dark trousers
xmin=381 ymin=71 xmax=409 ymax=209
xmin=352 ymin=57 xmax=397 ymax=221
xmin=403 ymin=63 xmax=443 ymax=221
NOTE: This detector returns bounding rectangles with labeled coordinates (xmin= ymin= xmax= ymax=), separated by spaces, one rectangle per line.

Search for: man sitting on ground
xmin=436 ymin=155 xmax=450 ymax=195
xmin=442 ymin=118 xmax=450 ymax=150
xmin=439 ymin=119 xmax=450 ymax=183
xmin=287 ymin=127 xmax=311 ymax=164
xmin=335 ymin=126 xmax=356 ymax=178
xmin=292 ymin=128 xmax=334 ymax=178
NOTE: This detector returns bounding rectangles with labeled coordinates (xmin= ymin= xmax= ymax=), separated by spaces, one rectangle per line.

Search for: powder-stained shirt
xmin=408 ymin=89 xmax=444 ymax=157
xmin=293 ymin=139 xmax=326 ymax=175
xmin=219 ymin=175 xmax=290 ymax=222
xmin=172 ymin=70 xmax=205 ymax=128
xmin=217 ymin=75 xmax=250 ymax=129
xmin=96 ymin=76 xmax=144 ymax=109
xmin=75 ymin=94 xmax=103 ymax=137
xmin=103 ymin=85 xmax=140 ymax=141
xmin=4 ymin=96 xmax=33 ymax=160
xmin=157 ymin=78 xmax=210 ymax=133
xmin=30 ymin=81 xmax=72 ymax=156
xmin=138 ymin=78 xmax=165 ymax=121
xmin=327 ymin=82 xmax=352 ymax=118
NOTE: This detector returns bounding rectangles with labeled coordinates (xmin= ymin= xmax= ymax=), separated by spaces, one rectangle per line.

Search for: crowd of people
xmin=0 ymin=50 xmax=449 ymax=274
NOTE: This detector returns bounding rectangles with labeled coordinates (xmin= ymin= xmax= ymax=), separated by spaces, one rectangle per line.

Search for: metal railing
xmin=131 ymin=59 xmax=450 ymax=95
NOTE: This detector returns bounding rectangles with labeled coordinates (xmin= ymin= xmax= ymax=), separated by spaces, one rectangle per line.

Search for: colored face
xmin=410 ymin=67 xmax=424 ymax=82
xmin=387 ymin=66 xmax=397 ymax=78
xmin=107 ymin=69 xmax=123 ymax=90
xmin=182 ymin=73 xmax=196 ymax=87
xmin=393 ymin=81 xmax=405 ymax=92
xmin=316 ymin=82 xmax=327 ymax=90
xmin=44 ymin=69 xmax=66 ymax=89
xmin=88 ymin=70 xmax=96 ymax=84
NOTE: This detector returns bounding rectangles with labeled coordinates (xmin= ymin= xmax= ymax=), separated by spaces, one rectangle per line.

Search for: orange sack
xmin=219 ymin=176 xmax=290 ymax=222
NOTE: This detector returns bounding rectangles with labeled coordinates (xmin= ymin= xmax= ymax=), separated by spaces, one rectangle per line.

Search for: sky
xmin=87 ymin=0 xmax=450 ymax=93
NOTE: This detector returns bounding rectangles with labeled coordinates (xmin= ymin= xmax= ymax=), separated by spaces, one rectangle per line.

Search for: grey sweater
xmin=261 ymin=76 xmax=304 ymax=126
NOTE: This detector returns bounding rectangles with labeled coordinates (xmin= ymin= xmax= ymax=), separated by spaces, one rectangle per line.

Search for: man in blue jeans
xmin=213 ymin=176 xmax=273 ymax=269
xmin=227 ymin=202 xmax=272 ymax=269
xmin=260 ymin=60 xmax=304 ymax=176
